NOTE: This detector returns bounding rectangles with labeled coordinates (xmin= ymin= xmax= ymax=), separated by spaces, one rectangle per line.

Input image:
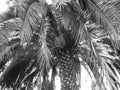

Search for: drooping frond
xmin=10 ymin=0 xmax=31 ymax=19
xmin=0 ymin=17 xmax=22 ymax=45
xmin=78 ymin=0 xmax=120 ymax=49
xmin=38 ymin=34 xmax=52 ymax=69
xmin=53 ymin=0 xmax=120 ymax=49
xmin=0 ymin=35 xmax=39 ymax=89
xmin=1 ymin=0 xmax=120 ymax=90
xmin=78 ymin=21 xmax=120 ymax=90
xmin=0 ymin=39 xmax=20 ymax=70
xmin=20 ymin=2 xmax=47 ymax=45
xmin=37 ymin=7 xmax=59 ymax=70
xmin=0 ymin=17 xmax=22 ymax=74
xmin=53 ymin=0 xmax=78 ymax=30
xmin=0 ymin=1 xmax=60 ymax=89
xmin=52 ymin=0 xmax=90 ymax=52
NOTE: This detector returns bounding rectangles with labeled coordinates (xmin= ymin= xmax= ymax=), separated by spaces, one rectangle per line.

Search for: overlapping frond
xmin=0 ymin=17 xmax=22 ymax=74
xmin=52 ymin=1 xmax=120 ymax=89
xmin=20 ymin=2 xmax=47 ymax=45
xmin=37 ymin=9 xmax=59 ymax=70
xmin=38 ymin=34 xmax=52 ymax=69
xmin=0 ymin=0 xmax=120 ymax=90
xmin=10 ymin=0 xmax=31 ymax=18
xmin=53 ymin=0 xmax=120 ymax=49
xmin=79 ymin=0 xmax=120 ymax=50
xmin=0 ymin=17 xmax=22 ymax=45
xmin=78 ymin=21 xmax=120 ymax=90
xmin=0 ymin=1 xmax=60 ymax=89
xmin=52 ymin=0 xmax=90 ymax=52
xmin=0 ymin=34 xmax=39 ymax=88
xmin=0 ymin=40 xmax=20 ymax=70
xmin=52 ymin=0 xmax=77 ymax=30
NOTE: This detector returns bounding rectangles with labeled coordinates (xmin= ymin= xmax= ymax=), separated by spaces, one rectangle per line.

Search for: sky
xmin=0 ymin=0 xmax=9 ymax=14
xmin=0 ymin=0 xmax=52 ymax=14
xmin=46 ymin=0 xmax=52 ymax=4
xmin=0 ymin=0 xmax=14 ymax=14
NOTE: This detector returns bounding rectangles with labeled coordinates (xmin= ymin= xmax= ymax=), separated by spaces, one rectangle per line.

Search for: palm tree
xmin=0 ymin=0 xmax=120 ymax=90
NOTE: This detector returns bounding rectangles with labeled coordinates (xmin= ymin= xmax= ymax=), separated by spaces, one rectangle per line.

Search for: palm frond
xmin=54 ymin=0 xmax=120 ymax=50
xmin=0 ymin=2 xmax=59 ymax=89
xmin=79 ymin=0 xmax=120 ymax=49
xmin=38 ymin=34 xmax=52 ymax=69
xmin=0 ymin=17 xmax=22 ymax=45
xmin=0 ymin=34 xmax=39 ymax=88
xmin=52 ymin=0 xmax=89 ymax=53
xmin=0 ymin=40 xmax=20 ymax=71
xmin=1 ymin=1 xmax=120 ymax=90
xmin=0 ymin=17 xmax=22 ymax=72
xmin=37 ymin=12 xmax=56 ymax=70
xmin=20 ymin=2 xmax=47 ymax=45
xmin=79 ymin=57 xmax=98 ymax=90
xmin=52 ymin=0 xmax=75 ymax=30
xmin=10 ymin=0 xmax=31 ymax=19
xmin=79 ymin=21 xmax=120 ymax=90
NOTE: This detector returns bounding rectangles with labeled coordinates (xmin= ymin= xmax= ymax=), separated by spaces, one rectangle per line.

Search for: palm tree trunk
xmin=53 ymin=48 xmax=80 ymax=90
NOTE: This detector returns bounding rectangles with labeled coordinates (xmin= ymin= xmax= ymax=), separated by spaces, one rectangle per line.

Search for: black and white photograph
xmin=0 ymin=0 xmax=120 ymax=90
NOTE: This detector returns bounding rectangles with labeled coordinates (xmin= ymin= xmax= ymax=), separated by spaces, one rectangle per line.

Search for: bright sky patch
xmin=0 ymin=0 xmax=9 ymax=14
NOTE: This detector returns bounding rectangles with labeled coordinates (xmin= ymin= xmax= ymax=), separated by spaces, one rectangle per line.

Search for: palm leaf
xmin=11 ymin=0 xmax=31 ymax=19
xmin=20 ymin=2 xmax=47 ymax=45
xmin=80 ymin=21 xmax=120 ymax=90
xmin=37 ymin=7 xmax=59 ymax=70
xmin=0 ymin=34 xmax=39 ymax=88
xmin=54 ymin=0 xmax=120 ymax=49
xmin=0 ymin=18 xmax=22 ymax=45
xmin=0 ymin=17 xmax=22 ymax=72
xmin=0 ymin=2 xmax=59 ymax=89
xmin=38 ymin=34 xmax=52 ymax=69
xmin=80 ymin=0 xmax=120 ymax=50
xmin=52 ymin=0 xmax=90 ymax=53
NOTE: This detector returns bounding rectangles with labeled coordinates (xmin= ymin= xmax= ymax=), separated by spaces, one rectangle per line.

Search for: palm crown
xmin=0 ymin=0 xmax=120 ymax=90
